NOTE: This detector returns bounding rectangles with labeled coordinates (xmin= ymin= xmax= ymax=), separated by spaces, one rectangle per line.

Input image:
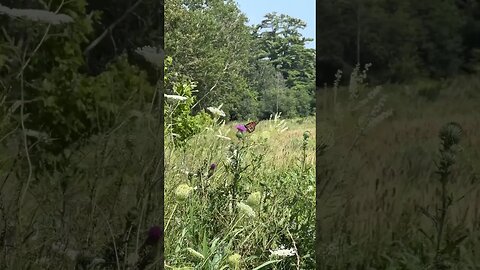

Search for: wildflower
xmin=186 ymin=248 xmax=205 ymax=260
xmin=164 ymin=94 xmax=187 ymax=101
xmin=303 ymin=131 xmax=310 ymax=140
xmin=269 ymin=246 xmax=296 ymax=257
xmin=237 ymin=202 xmax=255 ymax=217
xmin=235 ymin=124 xmax=247 ymax=133
xmin=210 ymin=163 xmax=217 ymax=170
xmin=208 ymin=163 xmax=216 ymax=178
xmin=135 ymin=46 xmax=163 ymax=67
xmin=175 ymin=184 xmax=193 ymax=201
xmin=138 ymin=226 xmax=162 ymax=269
xmin=246 ymin=191 xmax=261 ymax=208
xmin=146 ymin=226 xmax=162 ymax=245
xmin=439 ymin=122 xmax=463 ymax=148
xmin=227 ymin=253 xmax=241 ymax=268
xmin=207 ymin=105 xmax=226 ymax=117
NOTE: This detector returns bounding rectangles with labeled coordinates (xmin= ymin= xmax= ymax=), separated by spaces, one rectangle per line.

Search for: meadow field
xmin=316 ymin=70 xmax=480 ymax=269
xmin=1 ymin=105 xmax=165 ymax=269
xmin=164 ymin=114 xmax=316 ymax=269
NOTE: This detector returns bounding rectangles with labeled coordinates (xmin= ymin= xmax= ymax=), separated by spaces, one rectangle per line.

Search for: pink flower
xmin=236 ymin=124 xmax=247 ymax=133
xmin=146 ymin=226 xmax=161 ymax=245
xmin=208 ymin=163 xmax=216 ymax=178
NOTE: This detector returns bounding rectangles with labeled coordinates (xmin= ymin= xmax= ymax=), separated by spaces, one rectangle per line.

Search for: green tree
xmin=252 ymin=13 xmax=315 ymax=117
xmin=0 ymin=1 xmax=155 ymax=156
xmin=253 ymin=13 xmax=315 ymax=89
xmin=458 ymin=0 xmax=480 ymax=72
xmin=258 ymin=69 xmax=296 ymax=118
xmin=165 ymin=0 xmax=256 ymax=120
xmin=409 ymin=0 xmax=465 ymax=77
xmin=318 ymin=0 xmax=467 ymax=82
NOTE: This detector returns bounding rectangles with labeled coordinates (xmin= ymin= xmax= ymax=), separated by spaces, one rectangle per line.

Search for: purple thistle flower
xmin=138 ymin=225 xmax=161 ymax=269
xmin=146 ymin=226 xmax=161 ymax=245
xmin=210 ymin=163 xmax=217 ymax=171
xmin=235 ymin=124 xmax=247 ymax=133
xmin=208 ymin=163 xmax=217 ymax=178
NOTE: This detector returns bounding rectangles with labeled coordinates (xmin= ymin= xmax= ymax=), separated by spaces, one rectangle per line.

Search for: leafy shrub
xmin=164 ymin=56 xmax=212 ymax=144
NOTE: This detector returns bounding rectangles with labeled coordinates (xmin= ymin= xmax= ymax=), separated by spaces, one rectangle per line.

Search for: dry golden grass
xmin=316 ymin=76 xmax=480 ymax=268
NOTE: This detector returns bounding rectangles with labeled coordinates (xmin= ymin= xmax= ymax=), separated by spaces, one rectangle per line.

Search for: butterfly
xmin=244 ymin=120 xmax=261 ymax=133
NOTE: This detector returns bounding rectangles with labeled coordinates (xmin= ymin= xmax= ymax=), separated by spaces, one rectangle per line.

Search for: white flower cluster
xmin=269 ymin=245 xmax=296 ymax=257
xmin=164 ymin=94 xmax=187 ymax=101
xmin=207 ymin=104 xmax=226 ymax=117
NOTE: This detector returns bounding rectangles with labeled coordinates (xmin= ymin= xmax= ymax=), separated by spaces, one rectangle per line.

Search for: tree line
xmin=165 ymin=0 xmax=315 ymax=120
xmin=317 ymin=0 xmax=480 ymax=85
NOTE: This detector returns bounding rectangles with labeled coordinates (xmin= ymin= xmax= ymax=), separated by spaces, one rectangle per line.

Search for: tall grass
xmin=0 ymin=107 xmax=164 ymax=269
xmin=317 ymin=69 xmax=480 ymax=269
xmin=164 ymin=115 xmax=316 ymax=269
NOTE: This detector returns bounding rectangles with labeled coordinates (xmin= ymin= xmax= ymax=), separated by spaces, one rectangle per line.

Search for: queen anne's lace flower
xmin=237 ymin=202 xmax=255 ymax=217
xmin=164 ymin=94 xmax=187 ymax=101
xmin=269 ymin=246 xmax=296 ymax=257
xmin=175 ymin=184 xmax=193 ymax=201
xmin=207 ymin=105 xmax=226 ymax=117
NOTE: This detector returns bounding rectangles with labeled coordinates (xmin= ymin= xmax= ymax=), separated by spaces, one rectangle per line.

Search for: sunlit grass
xmin=164 ymin=115 xmax=315 ymax=269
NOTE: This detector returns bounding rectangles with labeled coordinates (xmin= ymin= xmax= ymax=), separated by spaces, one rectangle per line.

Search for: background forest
xmin=318 ymin=0 xmax=480 ymax=84
xmin=165 ymin=0 xmax=315 ymax=122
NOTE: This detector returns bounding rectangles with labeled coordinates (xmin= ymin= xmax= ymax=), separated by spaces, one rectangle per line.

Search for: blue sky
xmin=235 ymin=1 xmax=315 ymax=49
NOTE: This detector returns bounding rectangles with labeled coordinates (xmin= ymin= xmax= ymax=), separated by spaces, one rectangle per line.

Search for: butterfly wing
xmin=245 ymin=121 xmax=258 ymax=133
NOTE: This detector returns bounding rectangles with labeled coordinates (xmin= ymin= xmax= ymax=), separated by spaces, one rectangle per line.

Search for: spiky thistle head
xmin=439 ymin=122 xmax=463 ymax=150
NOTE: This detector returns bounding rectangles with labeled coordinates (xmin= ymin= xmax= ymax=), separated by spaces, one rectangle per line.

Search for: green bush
xmin=164 ymin=56 xmax=213 ymax=144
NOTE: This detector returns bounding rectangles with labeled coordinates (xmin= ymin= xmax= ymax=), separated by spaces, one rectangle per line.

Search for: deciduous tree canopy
xmin=317 ymin=0 xmax=480 ymax=85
